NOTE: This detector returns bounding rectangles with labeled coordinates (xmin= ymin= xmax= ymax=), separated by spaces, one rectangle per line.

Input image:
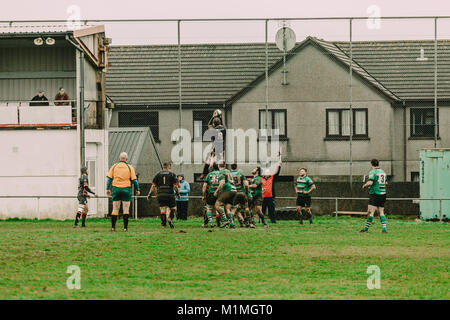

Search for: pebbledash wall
xmin=0 ymin=130 xmax=108 ymax=220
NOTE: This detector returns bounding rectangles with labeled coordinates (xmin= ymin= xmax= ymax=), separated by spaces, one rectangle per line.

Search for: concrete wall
xmin=231 ymin=44 xmax=394 ymax=178
xmin=0 ymin=130 xmax=79 ymax=220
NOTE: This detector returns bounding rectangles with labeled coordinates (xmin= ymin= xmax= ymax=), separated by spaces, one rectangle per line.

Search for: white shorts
xmin=77 ymin=203 xmax=87 ymax=213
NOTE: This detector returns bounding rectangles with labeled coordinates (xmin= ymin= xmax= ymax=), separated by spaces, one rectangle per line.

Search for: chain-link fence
xmin=2 ymin=16 xmax=450 ymax=208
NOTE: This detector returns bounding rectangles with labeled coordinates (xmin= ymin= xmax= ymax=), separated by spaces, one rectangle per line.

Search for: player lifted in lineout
xmin=295 ymin=168 xmax=316 ymax=225
xmin=148 ymin=162 xmax=180 ymax=229
xmin=73 ymin=166 xmax=98 ymax=228
xmin=106 ymin=152 xmax=140 ymax=232
xmin=200 ymin=109 xmax=226 ymax=179
xmin=361 ymin=159 xmax=388 ymax=233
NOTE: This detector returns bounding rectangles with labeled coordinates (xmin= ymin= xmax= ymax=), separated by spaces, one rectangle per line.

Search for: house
xmin=0 ymin=25 xmax=111 ymax=219
xmin=106 ymin=37 xmax=450 ymax=183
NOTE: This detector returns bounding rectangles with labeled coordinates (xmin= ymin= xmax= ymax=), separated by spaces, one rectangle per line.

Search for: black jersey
xmin=78 ymin=174 xmax=94 ymax=197
xmin=152 ymin=170 xmax=178 ymax=195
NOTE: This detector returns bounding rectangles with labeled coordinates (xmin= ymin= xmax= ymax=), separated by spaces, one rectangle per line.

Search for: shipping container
xmin=419 ymin=148 xmax=450 ymax=220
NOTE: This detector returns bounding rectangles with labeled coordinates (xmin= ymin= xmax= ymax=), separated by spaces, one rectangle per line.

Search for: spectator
xmin=55 ymin=87 xmax=70 ymax=106
xmin=30 ymin=89 xmax=49 ymax=106
xmin=261 ymin=159 xmax=282 ymax=224
xmin=176 ymin=174 xmax=190 ymax=220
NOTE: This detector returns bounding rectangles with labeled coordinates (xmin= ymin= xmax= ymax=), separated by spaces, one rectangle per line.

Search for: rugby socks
xmin=206 ymin=210 xmax=213 ymax=225
xmin=161 ymin=212 xmax=167 ymax=227
xmin=111 ymin=215 xmax=118 ymax=229
xmin=81 ymin=214 xmax=87 ymax=227
xmin=380 ymin=216 xmax=387 ymax=232
xmin=123 ymin=214 xmax=129 ymax=230
xmin=74 ymin=213 xmax=81 ymax=226
xmin=170 ymin=208 xmax=176 ymax=220
xmin=363 ymin=216 xmax=374 ymax=231
xmin=257 ymin=211 xmax=266 ymax=225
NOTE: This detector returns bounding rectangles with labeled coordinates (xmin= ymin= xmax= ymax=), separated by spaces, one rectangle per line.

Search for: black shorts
xmin=157 ymin=194 xmax=176 ymax=208
xmin=217 ymin=191 xmax=237 ymax=205
xmin=206 ymin=193 xmax=217 ymax=206
xmin=233 ymin=193 xmax=248 ymax=207
xmin=247 ymin=196 xmax=254 ymax=208
xmin=296 ymin=195 xmax=311 ymax=207
xmin=252 ymin=195 xmax=263 ymax=207
xmin=369 ymin=194 xmax=386 ymax=207
xmin=77 ymin=194 xmax=88 ymax=205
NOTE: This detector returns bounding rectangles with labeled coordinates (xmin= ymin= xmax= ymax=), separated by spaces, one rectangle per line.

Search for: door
xmin=86 ymin=143 xmax=98 ymax=216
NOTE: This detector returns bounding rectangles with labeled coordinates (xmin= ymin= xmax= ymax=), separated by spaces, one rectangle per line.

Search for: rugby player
xmin=295 ymin=168 xmax=316 ymax=224
xmin=213 ymin=162 xmax=237 ymax=228
xmin=106 ymin=152 xmax=140 ymax=232
xmin=73 ymin=167 xmax=97 ymax=228
xmin=148 ymin=162 xmax=180 ymax=229
xmin=361 ymin=159 xmax=388 ymax=233
xmin=202 ymin=163 xmax=221 ymax=228
xmin=249 ymin=167 xmax=267 ymax=227
xmin=230 ymin=164 xmax=250 ymax=227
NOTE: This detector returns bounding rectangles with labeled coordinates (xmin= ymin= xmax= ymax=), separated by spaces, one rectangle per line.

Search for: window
xmin=326 ymin=108 xmax=368 ymax=138
xmin=118 ymin=111 xmax=159 ymax=141
xmin=259 ymin=109 xmax=287 ymax=138
xmin=193 ymin=110 xmax=214 ymax=141
xmin=410 ymin=108 xmax=438 ymax=137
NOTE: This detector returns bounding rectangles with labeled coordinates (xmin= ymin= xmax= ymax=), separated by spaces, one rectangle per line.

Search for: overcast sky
xmin=1 ymin=0 xmax=450 ymax=44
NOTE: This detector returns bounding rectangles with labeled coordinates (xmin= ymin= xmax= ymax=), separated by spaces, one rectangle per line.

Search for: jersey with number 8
xmin=368 ymin=168 xmax=386 ymax=195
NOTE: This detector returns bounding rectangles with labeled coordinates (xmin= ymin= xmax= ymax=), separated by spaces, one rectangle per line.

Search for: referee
xmin=106 ymin=152 xmax=140 ymax=232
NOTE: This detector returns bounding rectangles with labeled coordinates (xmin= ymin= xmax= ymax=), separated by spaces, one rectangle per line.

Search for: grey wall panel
xmin=0 ymin=47 xmax=75 ymax=72
xmin=0 ymin=78 xmax=76 ymax=101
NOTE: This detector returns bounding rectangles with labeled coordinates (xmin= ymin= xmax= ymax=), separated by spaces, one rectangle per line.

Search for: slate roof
xmin=106 ymin=43 xmax=284 ymax=105
xmin=334 ymin=39 xmax=450 ymax=101
xmin=106 ymin=37 xmax=450 ymax=106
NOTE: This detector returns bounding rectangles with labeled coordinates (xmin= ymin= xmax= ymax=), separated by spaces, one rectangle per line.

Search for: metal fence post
xmin=439 ymin=199 xmax=442 ymax=222
xmin=335 ymin=198 xmax=338 ymax=222
xmin=134 ymin=195 xmax=138 ymax=220
xmin=37 ymin=196 xmax=40 ymax=220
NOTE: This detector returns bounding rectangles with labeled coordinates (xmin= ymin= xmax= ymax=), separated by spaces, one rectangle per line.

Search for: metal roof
xmin=108 ymin=127 xmax=150 ymax=169
xmin=0 ymin=24 xmax=93 ymax=37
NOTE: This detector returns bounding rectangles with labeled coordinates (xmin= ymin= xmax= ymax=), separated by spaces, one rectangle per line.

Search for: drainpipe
xmin=403 ymin=101 xmax=407 ymax=181
xmin=66 ymin=35 xmax=85 ymax=167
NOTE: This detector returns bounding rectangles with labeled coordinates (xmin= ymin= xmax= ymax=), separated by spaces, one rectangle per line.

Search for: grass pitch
xmin=0 ymin=216 xmax=448 ymax=300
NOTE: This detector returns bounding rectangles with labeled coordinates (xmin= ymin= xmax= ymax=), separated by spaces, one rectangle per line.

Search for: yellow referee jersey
xmin=107 ymin=161 xmax=137 ymax=188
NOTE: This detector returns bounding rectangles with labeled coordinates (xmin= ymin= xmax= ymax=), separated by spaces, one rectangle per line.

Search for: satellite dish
xmin=275 ymin=27 xmax=296 ymax=52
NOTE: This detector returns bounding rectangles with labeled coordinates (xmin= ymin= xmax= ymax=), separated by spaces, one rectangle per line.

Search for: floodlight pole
xmin=178 ymin=20 xmax=183 ymax=171
xmin=349 ymin=18 xmax=353 ymax=190
xmin=434 ymin=18 xmax=438 ymax=148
